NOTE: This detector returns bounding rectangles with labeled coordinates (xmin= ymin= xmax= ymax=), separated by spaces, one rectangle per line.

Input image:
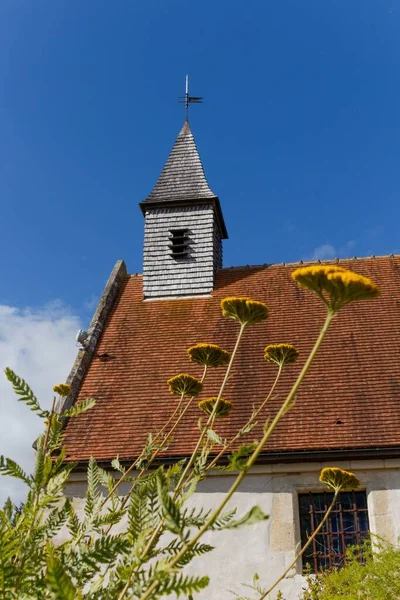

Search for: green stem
xmin=137 ymin=310 xmax=335 ymax=600
xmin=174 ymin=323 xmax=246 ymax=495
xmin=112 ymin=366 xmax=209 ymax=573
xmin=206 ymin=364 xmax=283 ymax=473
xmin=15 ymin=397 xmax=56 ymax=596
xmin=43 ymin=396 xmax=56 ymax=455
xmin=103 ymin=366 xmax=208 ymax=510
xmin=104 ymin=367 xmax=208 ymax=534
xmin=259 ymin=489 xmax=339 ymax=599
xmin=101 ymin=393 xmax=186 ymax=507
xmin=251 ymin=364 xmax=283 ymax=423
xmin=117 ymin=330 xmax=246 ymax=600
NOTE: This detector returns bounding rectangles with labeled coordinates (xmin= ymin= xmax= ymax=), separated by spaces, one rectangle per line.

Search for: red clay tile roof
xmin=63 ymin=256 xmax=400 ymax=463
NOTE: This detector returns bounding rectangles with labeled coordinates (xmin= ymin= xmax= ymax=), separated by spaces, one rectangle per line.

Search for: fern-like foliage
xmin=0 ymin=456 xmax=32 ymax=486
xmin=60 ymin=397 xmax=96 ymax=419
xmin=0 ymin=368 xmax=278 ymax=599
xmin=226 ymin=443 xmax=258 ymax=471
xmin=46 ymin=551 xmax=78 ymax=600
xmin=5 ymin=367 xmax=48 ymax=418
xmin=218 ymin=505 xmax=268 ymax=529
xmin=81 ymin=536 xmax=130 ymax=568
xmin=155 ymin=573 xmax=210 ymax=598
xmin=157 ymin=470 xmax=184 ymax=537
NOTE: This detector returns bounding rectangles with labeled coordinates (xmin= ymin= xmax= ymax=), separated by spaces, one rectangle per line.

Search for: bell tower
xmin=139 ymin=110 xmax=228 ymax=299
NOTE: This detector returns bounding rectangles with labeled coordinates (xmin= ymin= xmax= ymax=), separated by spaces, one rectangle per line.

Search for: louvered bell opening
xmin=169 ymin=229 xmax=190 ymax=258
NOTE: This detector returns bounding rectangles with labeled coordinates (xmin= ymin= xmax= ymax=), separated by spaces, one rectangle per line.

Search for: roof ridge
xmin=220 ymin=254 xmax=400 ymax=271
xmin=127 ymin=254 xmax=400 ymax=278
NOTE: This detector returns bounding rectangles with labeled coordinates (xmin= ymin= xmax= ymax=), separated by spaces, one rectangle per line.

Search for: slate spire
xmin=142 ymin=122 xmax=216 ymax=202
xmin=140 ymin=122 xmax=227 ymax=237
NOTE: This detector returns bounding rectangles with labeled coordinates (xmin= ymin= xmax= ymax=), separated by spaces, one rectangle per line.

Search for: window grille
xmin=169 ymin=229 xmax=190 ymax=258
xmin=298 ymin=491 xmax=369 ymax=573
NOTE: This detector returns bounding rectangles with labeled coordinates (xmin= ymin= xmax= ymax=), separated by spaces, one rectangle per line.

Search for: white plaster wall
xmin=65 ymin=459 xmax=400 ymax=600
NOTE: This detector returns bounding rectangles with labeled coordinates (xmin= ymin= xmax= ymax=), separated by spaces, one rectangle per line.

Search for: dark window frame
xmin=169 ymin=229 xmax=190 ymax=258
xmin=298 ymin=490 xmax=369 ymax=573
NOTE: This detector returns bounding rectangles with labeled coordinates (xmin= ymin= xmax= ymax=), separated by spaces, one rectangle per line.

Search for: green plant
xmin=300 ymin=540 xmax=400 ymax=600
xmin=0 ymin=266 xmax=380 ymax=599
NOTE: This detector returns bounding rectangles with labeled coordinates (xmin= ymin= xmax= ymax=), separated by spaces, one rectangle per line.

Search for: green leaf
xmin=180 ymin=474 xmax=201 ymax=503
xmin=210 ymin=507 xmax=237 ymax=530
xmin=218 ymin=505 xmax=269 ymax=530
xmin=127 ymin=483 xmax=153 ymax=543
xmin=97 ymin=464 xmax=115 ymax=494
xmin=206 ymin=429 xmax=225 ymax=446
xmin=65 ymin=499 xmax=81 ymax=537
xmin=2 ymin=497 xmax=14 ymax=521
xmin=175 ymin=542 xmax=215 ymax=567
xmin=182 ymin=505 xmax=211 ymax=528
xmin=46 ymin=464 xmax=75 ymax=496
xmin=0 ymin=456 xmax=31 ymax=486
xmin=87 ymin=456 xmax=101 ymax=501
xmin=111 ymin=456 xmax=125 ymax=474
xmin=156 ymin=573 xmax=210 ymax=597
xmin=157 ymin=471 xmax=183 ymax=537
xmin=227 ymin=443 xmax=258 ymax=471
xmin=43 ymin=500 xmax=71 ymax=539
xmin=238 ymin=421 xmax=257 ymax=436
xmin=33 ymin=439 xmax=53 ymax=489
xmin=5 ymin=368 xmax=48 ymax=418
xmin=81 ymin=536 xmax=130 ymax=567
xmin=60 ymin=397 xmax=96 ymax=418
xmin=46 ymin=552 xmax=78 ymax=600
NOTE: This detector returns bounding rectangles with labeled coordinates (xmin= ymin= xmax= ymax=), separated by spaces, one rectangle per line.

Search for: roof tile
xmin=63 ymin=256 xmax=400 ymax=462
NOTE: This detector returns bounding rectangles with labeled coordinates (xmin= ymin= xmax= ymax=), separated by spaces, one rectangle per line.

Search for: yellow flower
xmin=167 ymin=373 xmax=203 ymax=397
xmin=264 ymin=343 xmax=299 ymax=367
xmin=198 ymin=397 xmax=232 ymax=418
xmin=292 ymin=265 xmax=380 ymax=312
xmin=221 ymin=297 xmax=268 ymax=326
xmin=53 ymin=383 xmax=71 ymax=397
xmin=319 ymin=467 xmax=360 ymax=492
xmin=327 ymin=270 xmax=381 ymax=309
xmin=187 ymin=343 xmax=231 ymax=367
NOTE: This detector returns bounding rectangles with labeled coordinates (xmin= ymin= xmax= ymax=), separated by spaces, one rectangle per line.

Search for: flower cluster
xmin=187 ymin=343 xmax=231 ymax=368
xmin=221 ymin=297 xmax=268 ymax=326
xmin=198 ymin=397 xmax=232 ymax=418
xmin=264 ymin=343 xmax=299 ymax=367
xmin=291 ymin=265 xmax=380 ymax=312
xmin=319 ymin=467 xmax=360 ymax=492
xmin=53 ymin=383 xmax=71 ymax=397
xmin=167 ymin=374 xmax=203 ymax=397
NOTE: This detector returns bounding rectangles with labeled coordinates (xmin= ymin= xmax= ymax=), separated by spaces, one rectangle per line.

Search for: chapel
xmin=62 ymin=113 xmax=400 ymax=599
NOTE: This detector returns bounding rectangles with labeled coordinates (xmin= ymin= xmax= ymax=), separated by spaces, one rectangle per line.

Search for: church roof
xmin=62 ymin=255 xmax=400 ymax=465
xmin=142 ymin=121 xmax=216 ymax=203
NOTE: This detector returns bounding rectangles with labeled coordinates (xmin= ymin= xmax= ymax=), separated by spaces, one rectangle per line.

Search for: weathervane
xmin=179 ymin=75 xmax=202 ymax=122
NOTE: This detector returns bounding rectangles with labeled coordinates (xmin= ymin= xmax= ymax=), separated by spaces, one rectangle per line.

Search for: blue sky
xmin=0 ymin=0 xmax=399 ymax=320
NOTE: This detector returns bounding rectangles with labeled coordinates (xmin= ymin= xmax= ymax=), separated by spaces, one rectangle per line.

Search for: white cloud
xmin=0 ymin=303 xmax=81 ymax=505
xmin=83 ymin=294 xmax=99 ymax=312
xmin=310 ymin=244 xmax=337 ymax=260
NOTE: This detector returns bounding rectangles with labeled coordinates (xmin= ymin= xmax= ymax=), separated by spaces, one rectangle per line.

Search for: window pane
xmin=298 ymin=491 xmax=369 ymax=573
xmin=339 ymin=492 xmax=353 ymax=509
xmin=355 ymin=491 xmax=368 ymax=509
